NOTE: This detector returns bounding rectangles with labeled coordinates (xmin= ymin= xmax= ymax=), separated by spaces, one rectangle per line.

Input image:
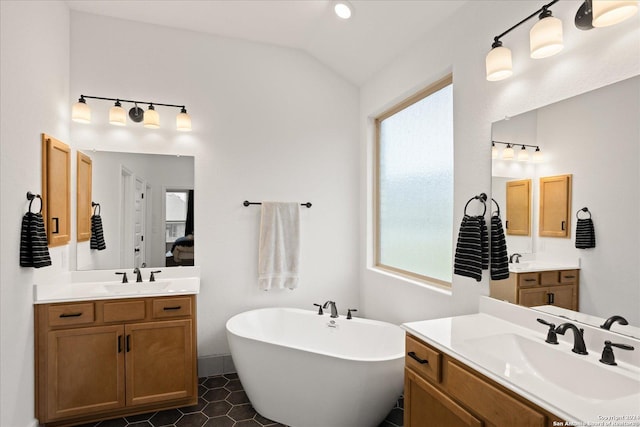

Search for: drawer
xmin=517 ymin=272 xmax=539 ymax=287
xmin=447 ymin=361 xmax=545 ymax=426
xmin=406 ymin=335 xmax=441 ymax=383
xmin=103 ymin=300 xmax=146 ymax=323
xmin=48 ymin=303 xmax=95 ymax=327
xmin=152 ymin=297 xmax=192 ymax=319
xmin=540 ymin=271 xmax=559 ymax=286
xmin=560 ymin=270 xmax=579 ymax=284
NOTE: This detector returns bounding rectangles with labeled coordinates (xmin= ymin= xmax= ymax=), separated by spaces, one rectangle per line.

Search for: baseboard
xmin=197 ymin=354 xmax=236 ymax=378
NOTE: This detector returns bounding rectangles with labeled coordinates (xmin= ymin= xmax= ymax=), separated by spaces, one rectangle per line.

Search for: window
xmin=374 ymin=75 xmax=453 ymax=286
xmin=165 ymin=190 xmax=189 ymax=242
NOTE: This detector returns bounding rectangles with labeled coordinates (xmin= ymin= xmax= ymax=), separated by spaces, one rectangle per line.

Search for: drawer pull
xmin=59 ymin=312 xmax=83 ymax=318
xmin=524 ymin=279 xmax=537 ymax=282
xmin=564 ymin=275 xmax=575 ymax=279
xmin=163 ymin=306 xmax=182 ymax=311
xmin=408 ymin=351 xmax=429 ymax=364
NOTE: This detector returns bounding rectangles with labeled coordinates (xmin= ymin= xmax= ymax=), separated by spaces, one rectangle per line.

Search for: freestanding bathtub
xmin=226 ymin=307 xmax=405 ymax=427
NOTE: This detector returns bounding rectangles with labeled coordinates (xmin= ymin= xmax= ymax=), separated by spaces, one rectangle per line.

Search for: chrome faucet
xmin=555 ymin=323 xmax=588 ymax=355
xmin=600 ymin=315 xmax=629 ymax=330
xmin=133 ymin=267 xmax=143 ymax=283
xmin=323 ymin=301 xmax=338 ymax=318
xmin=509 ymin=253 xmax=522 ymax=263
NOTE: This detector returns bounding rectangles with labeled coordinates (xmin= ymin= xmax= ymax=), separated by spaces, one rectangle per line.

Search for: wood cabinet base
xmin=35 ymin=296 xmax=197 ymax=427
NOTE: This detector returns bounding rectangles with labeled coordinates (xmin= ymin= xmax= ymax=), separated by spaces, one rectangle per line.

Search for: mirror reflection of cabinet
xmin=505 ymin=179 xmax=530 ymax=236
xmin=42 ymin=134 xmax=71 ymax=247
xmin=77 ymin=152 xmax=93 ymax=242
xmin=539 ymin=174 xmax=572 ymax=237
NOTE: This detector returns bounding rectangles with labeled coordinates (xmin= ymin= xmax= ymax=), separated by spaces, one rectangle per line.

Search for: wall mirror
xmin=76 ymin=150 xmax=194 ymax=271
xmin=491 ymin=75 xmax=640 ymax=338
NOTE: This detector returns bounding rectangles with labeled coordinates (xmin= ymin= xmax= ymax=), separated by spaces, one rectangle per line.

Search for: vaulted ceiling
xmin=66 ymin=0 xmax=468 ymax=86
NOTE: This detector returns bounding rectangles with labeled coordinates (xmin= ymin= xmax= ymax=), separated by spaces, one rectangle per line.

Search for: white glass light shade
xmin=109 ymin=105 xmax=126 ymax=126
xmin=486 ymin=46 xmax=513 ymax=81
xmin=143 ymin=106 xmax=160 ymax=129
xmin=502 ymin=145 xmax=515 ymax=160
xmin=491 ymin=144 xmax=498 ymax=159
xmin=533 ymin=147 xmax=544 ymax=163
xmin=334 ymin=1 xmax=352 ymax=19
xmin=176 ymin=111 xmax=192 ymax=132
xmin=592 ymin=1 xmax=639 ymax=27
xmin=517 ymin=146 xmax=530 ymax=161
xmin=72 ymin=100 xmax=91 ymax=123
xmin=530 ymin=15 xmax=563 ymax=59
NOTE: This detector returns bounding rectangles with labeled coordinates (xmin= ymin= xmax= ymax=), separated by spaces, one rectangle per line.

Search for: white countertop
xmin=402 ymin=298 xmax=640 ymax=424
xmin=33 ymin=267 xmax=200 ymax=304
xmin=508 ymin=260 xmax=580 ymax=273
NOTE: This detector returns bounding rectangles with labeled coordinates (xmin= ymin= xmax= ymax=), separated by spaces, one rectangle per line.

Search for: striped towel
xmin=20 ymin=212 xmax=52 ymax=268
xmin=490 ymin=215 xmax=510 ymax=280
xmin=454 ymin=215 xmax=485 ymax=282
xmin=575 ymin=218 xmax=595 ymax=249
xmin=479 ymin=216 xmax=489 ymax=270
xmin=90 ymin=214 xmax=106 ymax=250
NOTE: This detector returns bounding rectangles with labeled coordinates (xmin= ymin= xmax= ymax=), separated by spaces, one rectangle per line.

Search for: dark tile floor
xmin=76 ymin=373 xmax=403 ymax=427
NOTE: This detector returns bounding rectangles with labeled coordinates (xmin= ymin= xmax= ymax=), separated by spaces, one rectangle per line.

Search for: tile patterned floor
xmin=76 ymin=373 xmax=403 ymax=427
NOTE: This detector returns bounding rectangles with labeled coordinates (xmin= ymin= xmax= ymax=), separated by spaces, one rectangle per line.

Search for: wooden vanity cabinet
xmin=404 ymin=334 xmax=563 ymax=427
xmin=505 ymin=179 xmax=531 ymax=236
xmin=490 ymin=269 xmax=579 ymax=311
xmin=539 ymin=174 xmax=572 ymax=237
xmin=35 ymin=295 xmax=197 ymax=426
xmin=42 ymin=134 xmax=71 ymax=247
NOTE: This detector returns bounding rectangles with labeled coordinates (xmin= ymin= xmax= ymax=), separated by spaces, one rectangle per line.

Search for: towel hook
xmin=92 ymin=202 xmax=101 ymax=216
xmin=576 ymin=207 xmax=591 ymax=219
xmin=26 ymin=191 xmax=43 ymax=214
xmin=463 ymin=193 xmax=487 ymax=217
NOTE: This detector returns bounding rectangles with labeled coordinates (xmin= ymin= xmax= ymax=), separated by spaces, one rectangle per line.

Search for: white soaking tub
xmin=226 ymin=307 xmax=405 ymax=427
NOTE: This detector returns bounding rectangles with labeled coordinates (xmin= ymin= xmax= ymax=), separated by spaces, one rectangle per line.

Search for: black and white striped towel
xmin=575 ymin=218 xmax=595 ymax=249
xmin=20 ymin=212 xmax=52 ymax=268
xmin=90 ymin=214 xmax=106 ymax=250
xmin=454 ymin=215 xmax=485 ymax=282
xmin=490 ymin=215 xmax=510 ymax=280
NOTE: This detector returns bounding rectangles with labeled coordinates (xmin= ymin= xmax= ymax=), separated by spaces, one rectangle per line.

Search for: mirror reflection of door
xmin=133 ymin=176 xmax=146 ymax=268
xmin=165 ymin=189 xmax=194 ymax=267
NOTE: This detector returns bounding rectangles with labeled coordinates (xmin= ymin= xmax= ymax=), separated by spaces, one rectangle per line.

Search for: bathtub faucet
xmin=323 ymin=301 xmax=338 ymax=318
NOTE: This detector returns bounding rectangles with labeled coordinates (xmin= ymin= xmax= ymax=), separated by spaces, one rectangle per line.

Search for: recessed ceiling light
xmin=334 ymin=1 xmax=353 ymax=19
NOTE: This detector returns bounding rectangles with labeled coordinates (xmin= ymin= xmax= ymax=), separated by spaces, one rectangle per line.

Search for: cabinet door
xmin=506 ymin=179 xmax=531 ymax=236
xmin=539 ymin=174 xmax=571 ymax=237
xmin=125 ymin=319 xmax=195 ymax=406
xmin=46 ymin=325 xmax=125 ymax=420
xmin=405 ymin=368 xmax=481 ymax=427
xmin=77 ymin=151 xmax=92 ymax=242
xmin=519 ymin=287 xmax=548 ymax=307
xmin=548 ymin=285 xmax=576 ymax=310
xmin=42 ymin=134 xmax=71 ymax=246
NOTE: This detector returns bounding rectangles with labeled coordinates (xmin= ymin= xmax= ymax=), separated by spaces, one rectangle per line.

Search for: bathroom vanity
xmin=33 ymin=270 xmax=200 ymax=426
xmin=402 ymin=297 xmax=640 ymax=426
xmin=490 ymin=264 xmax=579 ymax=311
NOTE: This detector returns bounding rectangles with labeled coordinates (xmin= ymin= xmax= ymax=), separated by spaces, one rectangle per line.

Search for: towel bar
xmin=243 ymin=200 xmax=312 ymax=208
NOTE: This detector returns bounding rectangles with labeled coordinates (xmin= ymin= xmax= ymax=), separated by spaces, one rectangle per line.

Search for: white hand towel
xmin=258 ymin=202 xmax=300 ymax=290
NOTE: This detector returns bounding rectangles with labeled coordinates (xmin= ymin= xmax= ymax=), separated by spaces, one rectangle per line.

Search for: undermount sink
xmin=508 ymin=261 xmax=578 ymax=273
xmin=104 ymin=281 xmax=171 ymax=295
xmin=466 ymin=333 xmax=640 ymax=401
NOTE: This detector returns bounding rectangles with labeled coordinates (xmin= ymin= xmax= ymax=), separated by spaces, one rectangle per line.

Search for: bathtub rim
xmin=226 ymin=307 xmax=406 ymax=363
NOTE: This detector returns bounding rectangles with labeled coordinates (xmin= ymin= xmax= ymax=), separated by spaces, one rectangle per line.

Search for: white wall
xmin=359 ymin=1 xmax=640 ymax=325
xmin=0 ymin=2 xmax=70 ymax=426
xmin=69 ymin=12 xmax=361 ymax=359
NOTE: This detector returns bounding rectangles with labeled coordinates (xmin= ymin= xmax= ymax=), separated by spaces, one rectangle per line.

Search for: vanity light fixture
xmin=334 ymin=1 xmax=353 ymax=19
xmin=487 ymin=0 xmax=637 ymax=81
xmin=576 ymin=0 xmax=639 ymax=29
xmin=108 ymin=100 xmax=126 ymax=126
xmin=517 ymin=145 xmax=530 ymax=161
xmin=492 ymin=140 xmax=543 ymax=162
xmin=71 ymin=95 xmax=192 ymax=131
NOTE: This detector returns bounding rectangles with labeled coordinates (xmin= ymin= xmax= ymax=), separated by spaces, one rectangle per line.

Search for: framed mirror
xmin=76 ymin=150 xmax=194 ymax=271
xmin=491 ymin=75 xmax=640 ymax=338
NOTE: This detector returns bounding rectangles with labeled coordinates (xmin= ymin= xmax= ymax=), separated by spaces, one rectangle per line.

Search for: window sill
xmin=368 ymin=266 xmax=452 ymax=297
